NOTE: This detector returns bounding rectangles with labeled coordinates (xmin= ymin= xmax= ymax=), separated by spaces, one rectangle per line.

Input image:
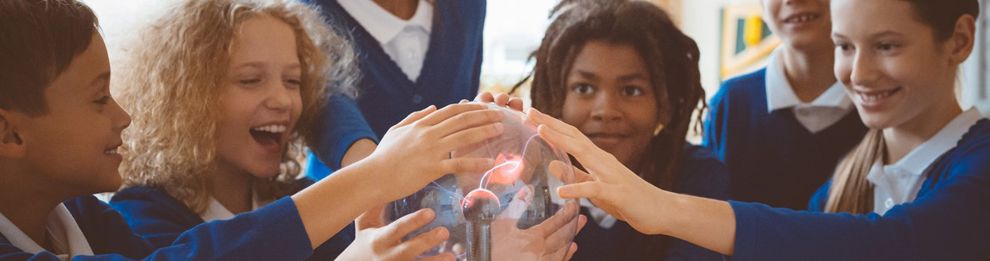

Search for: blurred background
xmin=82 ymin=0 xmax=990 ymax=135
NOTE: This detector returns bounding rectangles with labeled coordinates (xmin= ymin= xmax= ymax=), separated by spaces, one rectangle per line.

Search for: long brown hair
xmin=824 ymin=0 xmax=980 ymax=214
xmin=520 ymin=0 xmax=705 ymax=190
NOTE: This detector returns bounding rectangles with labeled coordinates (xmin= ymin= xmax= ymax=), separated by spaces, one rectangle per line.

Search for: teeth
xmin=252 ymin=124 xmax=287 ymax=134
xmin=104 ymin=147 xmax=119 ymax=155
xmin=787 ymin=14 xmax=816 ymax=23
xmin=856 ymin=89 xmax=898 ymax=103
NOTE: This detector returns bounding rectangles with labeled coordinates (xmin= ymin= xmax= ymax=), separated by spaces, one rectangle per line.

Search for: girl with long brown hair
xmin=529 ymin=0 xmax=990 ymax=259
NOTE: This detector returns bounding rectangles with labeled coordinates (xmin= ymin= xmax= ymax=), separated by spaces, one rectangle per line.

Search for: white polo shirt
xmin=765 ymin=49 xmax=854 ymax=133
xmin=0 ymin=204 xmax=94 ymax=260
xmin=339 ymin=0 xmax=433 ymax=82
xmin=868 ymin=108 xmax=984 ymax=215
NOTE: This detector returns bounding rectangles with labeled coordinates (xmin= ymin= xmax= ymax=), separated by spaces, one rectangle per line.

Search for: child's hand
xmin=364 ymin=103 xmax=505 ymax=202
xmin=490 ymin=187 xmax=584 ymax=261
xmin=338 ymin=206 xmax=454 ymax=261
xmin=472 ymin=91 xmax=524 ymax=112
xmin=527 ymin=108 xmax=668 ymax=235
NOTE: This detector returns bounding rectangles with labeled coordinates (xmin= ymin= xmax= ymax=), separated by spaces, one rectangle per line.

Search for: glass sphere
xmin=388 ymin=104 xmax=579 ymax=261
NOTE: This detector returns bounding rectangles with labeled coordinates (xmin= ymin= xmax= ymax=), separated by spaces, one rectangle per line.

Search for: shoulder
xmin=675 ymin=145 xmax=730 ymax=200
xmin=110 ymin=186 xmax=200 ymax=226
xmin=708 ymin=68 xmax=767 ymax=115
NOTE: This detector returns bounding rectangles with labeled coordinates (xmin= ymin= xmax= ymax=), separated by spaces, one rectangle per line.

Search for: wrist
xmin=650 ymin=187 xmax=679 ymax=235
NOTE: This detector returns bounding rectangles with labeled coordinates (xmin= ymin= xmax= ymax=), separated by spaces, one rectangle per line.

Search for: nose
xmin=264 ymin=81 xmax=294 ymax=112
xmin=849 ymin=50 xmax=880 ymax=88
xmin=109 ymin=97 xmax=131 ymax=132
xmin=590 ymin=92 xmax=623 ymax=123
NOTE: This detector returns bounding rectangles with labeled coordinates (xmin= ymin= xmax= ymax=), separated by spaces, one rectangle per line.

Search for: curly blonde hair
xmin=116 ymin=0 xmax=358 ymax=213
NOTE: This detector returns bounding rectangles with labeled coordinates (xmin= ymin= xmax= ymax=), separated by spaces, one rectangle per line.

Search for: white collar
xmin=338 ymin=0 xmax=433 ymax=45
xmin=765 ymin=49 xmax=852 ymax=112
xmin=201 ymin=190 xmax=267 ymax=222
xmin=881 ymin=108 xmax=984 ymax=176
xmin=0 ymin=204 xmax=94 ymax=259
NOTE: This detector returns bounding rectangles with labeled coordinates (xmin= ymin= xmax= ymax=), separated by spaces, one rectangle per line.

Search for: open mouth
xmin=250 ymin=124 xmax=287 ymax=149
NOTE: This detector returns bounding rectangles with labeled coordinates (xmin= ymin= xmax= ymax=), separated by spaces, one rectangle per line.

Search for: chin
xmin=248 ymin=165 xmax=283 ymax=179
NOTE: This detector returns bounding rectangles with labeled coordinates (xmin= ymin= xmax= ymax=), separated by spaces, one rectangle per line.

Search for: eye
xmin=622 ymin=86 xmax=644 ymax=96
xmin=239 ymin=78 xmax=262 ymax=85
xmin=835 ymin=42 xmax=853 ymax=52
xmin=573 ymin=83 xmax=595 ymax=95
xmin=285 ymin=78 xmax=302 ymax=89
xmin=876 ymin=42 xmax=900 ymax=52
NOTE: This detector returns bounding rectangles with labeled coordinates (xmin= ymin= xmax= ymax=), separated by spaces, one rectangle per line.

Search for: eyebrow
xmin=234 ymin=62 xmax=302 ymax=71
xmin=574 ymin=69 xmax=647 ymax=83
xmin=833 ymin=30 xmax=905 ymax=39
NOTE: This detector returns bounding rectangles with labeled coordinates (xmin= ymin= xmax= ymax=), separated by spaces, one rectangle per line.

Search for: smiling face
xmin=561 ymin=41 xmax=660 ymax=169
xmin=831 ymin=0 xmax=961 ymax=130
xmin=763 ymin=0 xmax=834 ymax=49
xmin=214 ymin=14 xmax=303 ymax=179
xmin=12 ymin=34 xmax=131 ymax=195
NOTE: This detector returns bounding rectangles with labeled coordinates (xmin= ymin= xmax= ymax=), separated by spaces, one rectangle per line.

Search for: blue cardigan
xmin=0 ymin=195 xmax=314 ymax=260
xmin=109 ymin=184 xmax=353 ymax=260
xmin=305 ymin=0 xmax=486 ymax=178
xmin=703 ymin=68 xmax=867 ymax=209
xmin=573 ymin=145 xmax=729 ymax=261
xmin=729 ymin=119 xmax=990 ymax=260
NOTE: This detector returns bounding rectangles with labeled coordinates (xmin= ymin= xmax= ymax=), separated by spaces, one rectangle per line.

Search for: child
xmin=107 ymin=0 xmax=492 ymax=259
xmin=0 ymin=0 xmax=503 ymax=259
xmin=532 ymin=0 xmax=989 ymax=259
xmin=703 ymin=0 xmax=868 ymax=209
xmin=522 ymin=0 xmax=728 ymax=259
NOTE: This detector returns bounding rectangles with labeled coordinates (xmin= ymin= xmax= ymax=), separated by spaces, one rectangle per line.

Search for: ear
xmin=0 ymin=109 xmax=26 ymax=158
xmin=946 ymin=14 xmax=977 ymax=65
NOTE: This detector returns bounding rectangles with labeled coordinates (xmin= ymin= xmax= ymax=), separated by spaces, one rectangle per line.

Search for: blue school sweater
xmin=703 ymin=68 xmax=867 ymax=209
xmin=304 ymin=0 xmax=486 ymax=179
xmin=729 ymin=119 xmax=990 ymax=260
xmin=109 ymin=183 xmax=353 ymax=260
xmin=573 ymin=145 xmax=730 ymax=261
xmin=0 ymin=195 xmax=313 ymax=260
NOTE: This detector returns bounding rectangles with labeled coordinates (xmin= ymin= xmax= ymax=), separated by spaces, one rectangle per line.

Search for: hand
xmin=490 ymin=186 xmax=585 ymax=261
xmin=338 ymin=206 xmax=454 ymax=261
xmin=472 ymin=92 xmax=524 ymax=112
xmin=527 ymin=108 xmax=668 ymax=235
xmin=363 ymin=104 xmax=505 ymax=202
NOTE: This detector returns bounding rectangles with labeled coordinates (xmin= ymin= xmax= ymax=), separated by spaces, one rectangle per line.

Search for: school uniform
xmin=0 ymin=195 xmax=315 ymax=260
xmin=730 ymin=109 xmax=990 ymax=260
xmin=303 ymin=0 xmax=485 ymax=178
xmin=573 ymin=145 xmax=730 ymax=261
xmin=703 ymin=50 xmax=868 ymax=209
xmin=109 ymin=181 xmax=353 ymax=260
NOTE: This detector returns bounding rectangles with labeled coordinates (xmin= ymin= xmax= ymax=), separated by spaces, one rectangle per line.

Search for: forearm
xmin=656 ymin=190 xmax=736 ymax=255
xmin=340 ymin=139 xmax=376 ymax=168
xmin=292 ymin=159 xmax=388 ymax=248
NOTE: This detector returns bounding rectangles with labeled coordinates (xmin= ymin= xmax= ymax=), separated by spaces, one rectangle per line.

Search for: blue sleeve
xmin=702 ymin=83 xmax=729 ymax=162
xmin=0 ymin=198 xmax=315 ymax=261
xmin=108 ymin=195 xmax=195 ymax=249
xmin=729 ymin=154 xmax=990 ymax=260
xmin=807 ymin=180 xmax=831 ymax=212
xmin=665 ymin=238 xmax=728 ymax=261
xmin=310 ymin=94 xmax=379 ymax=179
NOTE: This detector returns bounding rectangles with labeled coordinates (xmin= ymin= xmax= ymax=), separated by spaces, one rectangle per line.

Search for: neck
xmin=373 ymin=0 xmax=419 ymax=20
xmin=883 ymin=99 xmax=963 ymax=164
xmin=780 ymin=43 xmax=837 ymax=103
xmin=0 ymin=166 xmax=68 ymax=250
xmin=208 ymin=162 xmax=254 ymax=214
